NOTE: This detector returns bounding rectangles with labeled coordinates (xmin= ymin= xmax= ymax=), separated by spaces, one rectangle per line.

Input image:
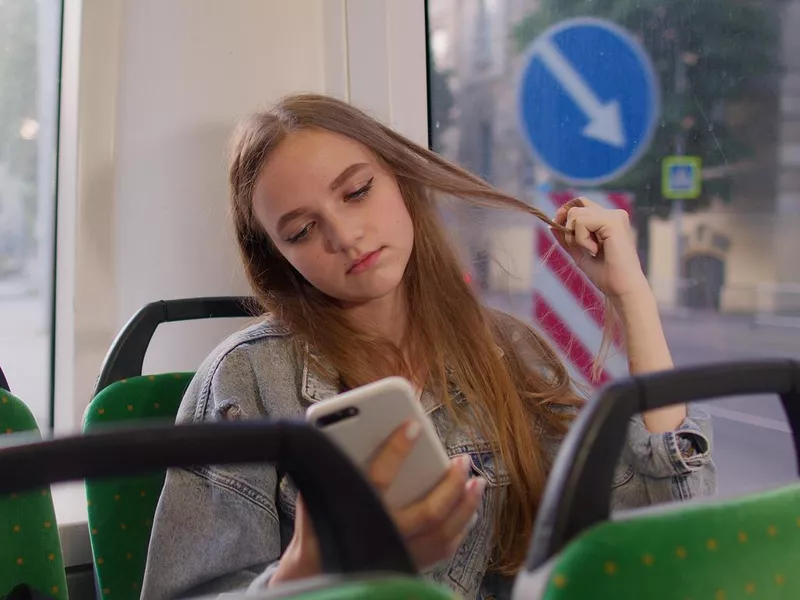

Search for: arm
xmin=140 ymin=347 xmax=284 ymax=600
xmin=609 ymin=288 xmax=716 ymax=501
xmin=611 ymin=287 xmax=687 ymax=433
xmin=552 ymin=198 xmax=691 ymax=434
xmin=495 ymin=309 xmax=715 ymax=506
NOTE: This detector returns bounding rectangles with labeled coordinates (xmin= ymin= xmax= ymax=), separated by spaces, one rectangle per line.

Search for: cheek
xmin=398 ymin=206 xmax=415 ymax=251
xmin=286 ymin=248 xmax=321 ymax=275
xmin=284 ymin=247 xmax=344 ymax=287
xmin=383 ymin=194 xmax=414 ymax=246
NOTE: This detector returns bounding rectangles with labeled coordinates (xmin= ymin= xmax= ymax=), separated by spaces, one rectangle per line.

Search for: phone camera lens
xmin=315 ymin=406 xmax=359 ymax=428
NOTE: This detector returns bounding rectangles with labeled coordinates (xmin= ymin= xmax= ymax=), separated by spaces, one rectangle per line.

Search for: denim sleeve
xmin=246 ymin=563 xmax=282 ymax=594
xmin=625 ymin=404 xmax=714 ymax=478
xmin=140 ymin=347 xmax=283 ymax=600
xmin=612 ymin=404 xmax=717 ymax=507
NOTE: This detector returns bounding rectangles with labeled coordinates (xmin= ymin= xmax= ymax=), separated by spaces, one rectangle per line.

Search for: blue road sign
xmin=662 ymin=155 xmax=702 ymax=199
xmin=518 ymin=17 xmax=660 ymax=186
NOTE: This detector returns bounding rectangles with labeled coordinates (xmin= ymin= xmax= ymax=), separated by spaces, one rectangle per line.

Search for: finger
xmin=411 ymin=476 xmax=487 ymax=544
xmin=395 ymin=455 xmax=472 ymax=536
xmin=367 ymin=420 xmax=420 ymax=493
xmin=553 ymin=204 xmax=569 ymax=228
xmin=550 ymin=227 xmax=567 ymax=249
xmin=550 ymin=226 xmax=592 ymax=268
xmin=554 ymin=197 xmax=587 ymax=227
xmin=572 ymin=195 xmax=597 ymax=209
xmin=549 ymin=226 xmax=574 ymax=254
xmin=571 ymin=217 xmax=601 ymax=256
xmin=295 ymin=494 xmax=311 ymax=523
xmin=293 ymin=494 xmax=316 ymax=541
xmin=568 ymin=207 xmax=630 ymax=243
xmin=565 ymin=206 xmax=590 ymax=249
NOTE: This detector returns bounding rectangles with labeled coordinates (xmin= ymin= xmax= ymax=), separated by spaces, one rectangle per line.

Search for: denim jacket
xmin=140 ymin=314 xmax=715 ymax=600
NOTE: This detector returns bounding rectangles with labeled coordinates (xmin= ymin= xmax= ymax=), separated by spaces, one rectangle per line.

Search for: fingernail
xmin=470 ymin=477 xmax=487 ymax=496
xmin=458 ymin=455 xmax=472 ymax=474
xmin=467 ymin=512 xmax=479 ymax=530
xmin=405 ymin=420 xmax=421 ymax=441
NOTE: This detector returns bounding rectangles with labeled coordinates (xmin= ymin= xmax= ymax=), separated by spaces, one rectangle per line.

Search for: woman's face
xmin=252 ymin=128 xmax=414 ymax=306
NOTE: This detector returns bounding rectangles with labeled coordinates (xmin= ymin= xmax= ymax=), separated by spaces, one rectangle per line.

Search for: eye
xmin=287 ymin=222 xmax=314 ymax=243
xmin=345 ymin=177 xmax=374 ymax=201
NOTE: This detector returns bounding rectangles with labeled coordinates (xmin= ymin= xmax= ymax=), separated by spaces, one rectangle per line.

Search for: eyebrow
xmin=275 ymin=207 xmax=307 ymax=234
xmin=275 ymin=163 xmax=370 ymax=234
xmin=330 ymin=162 xmax=369 ymax=191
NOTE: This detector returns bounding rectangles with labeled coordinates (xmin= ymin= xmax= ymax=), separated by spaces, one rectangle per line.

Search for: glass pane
xmin=426 ymin=0 xmax=795 ymax=497
xmin=0 ymin=0 xmax=63 ymax=428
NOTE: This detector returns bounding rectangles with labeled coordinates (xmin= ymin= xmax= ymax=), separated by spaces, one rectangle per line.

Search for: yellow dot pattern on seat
xmin=0 ymin=391 xmax=68 ymax=600
xmin=83 ymin=373 xmax=193 ymax=600
xmin=543 ymin=483 xmax=800 ymax=600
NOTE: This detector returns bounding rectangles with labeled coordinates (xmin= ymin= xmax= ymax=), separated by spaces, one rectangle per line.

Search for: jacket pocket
xmin=612 ymin=462 xmax=635 ymax=489
xmin=469 ymin=448 xmax=511 ymax=487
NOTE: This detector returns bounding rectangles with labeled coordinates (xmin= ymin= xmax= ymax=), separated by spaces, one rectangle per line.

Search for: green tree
xmin=514 ymin=0 xmax=781 ymax=265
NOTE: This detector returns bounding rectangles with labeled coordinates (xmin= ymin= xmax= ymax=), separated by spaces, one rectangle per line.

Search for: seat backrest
xmin=82 ymin=373 xmax=192 ymax=599
xmin=0 ymin=389 xmax=68 ymax=600
xmin=514 ymin=360 xmax=800 ymax=600
xmin=0 ymin=366 xmax=9 ymax=392
xmin=4 ymin=420 xmax=422 ymax=600
xmin=539 ymin=483 xmax=800 ymax=599
xmin=83 ymin=297 xmax=255 ymax=599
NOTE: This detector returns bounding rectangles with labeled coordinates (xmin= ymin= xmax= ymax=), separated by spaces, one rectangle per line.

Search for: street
xmin=662 ymin=312 xmax=797 ymax=497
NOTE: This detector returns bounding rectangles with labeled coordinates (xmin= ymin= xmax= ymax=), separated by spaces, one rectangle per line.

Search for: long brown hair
xmin=228 ymin=93 xmax=587 ymax=575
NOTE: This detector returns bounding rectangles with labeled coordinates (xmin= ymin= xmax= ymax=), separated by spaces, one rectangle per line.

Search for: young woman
xmin=140 ymin=94 xmax=715 ymax=600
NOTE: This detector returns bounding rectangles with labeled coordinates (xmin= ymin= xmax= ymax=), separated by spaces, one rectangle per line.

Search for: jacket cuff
xmin=625 ymin=407 xmax=713 ymax=478
xmin=246 ymin=561 xmax=281 ymax=594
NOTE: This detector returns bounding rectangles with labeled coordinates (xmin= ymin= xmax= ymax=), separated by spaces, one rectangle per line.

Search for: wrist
xmin=608 ymin=279 xmax=657 ymax=318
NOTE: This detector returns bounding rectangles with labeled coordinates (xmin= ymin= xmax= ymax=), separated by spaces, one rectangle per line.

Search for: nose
xmin=323 ymin=212 xmax=364 ymax=254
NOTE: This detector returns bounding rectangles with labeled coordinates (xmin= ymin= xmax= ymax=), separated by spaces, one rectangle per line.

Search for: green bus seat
xmin=514 ymin=360 xmax=800 ymax=600
xmin=0 ymin=384 xmax=68 ymax=600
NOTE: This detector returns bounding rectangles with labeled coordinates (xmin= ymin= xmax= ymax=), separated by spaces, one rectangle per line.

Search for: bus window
xmin=426 ymin=0 xmax=794 ymax=497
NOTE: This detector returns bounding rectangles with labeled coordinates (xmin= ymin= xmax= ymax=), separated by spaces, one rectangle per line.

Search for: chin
xmin=335 ymin=273 xmax=405 ymax=305
xmin=344 ymin=286 xmax=400 ymax=305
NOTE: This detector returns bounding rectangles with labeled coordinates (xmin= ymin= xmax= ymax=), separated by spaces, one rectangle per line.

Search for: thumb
xmin=550 ymin=227 xmax=599 ymax=276
xmin=294 ymin=494 xmax=316 ymax=538
xmin=550 ymin=227 xmax=588 ymax=266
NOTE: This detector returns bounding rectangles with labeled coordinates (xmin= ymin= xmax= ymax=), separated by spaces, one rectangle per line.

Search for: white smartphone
xmin=305 ymin=376 xmax=451 ymax=509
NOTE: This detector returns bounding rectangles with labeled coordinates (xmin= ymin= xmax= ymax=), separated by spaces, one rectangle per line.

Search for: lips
xmin=347 ymin=249 xmax=382 ymax=275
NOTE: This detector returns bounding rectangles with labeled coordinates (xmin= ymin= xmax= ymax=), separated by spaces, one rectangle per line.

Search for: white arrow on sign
xmin=536 ymin=37 xmax=626 ymax=148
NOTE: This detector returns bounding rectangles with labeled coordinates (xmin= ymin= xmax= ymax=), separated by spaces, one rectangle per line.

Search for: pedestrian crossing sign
xmin=662 ymin=156 xmax=702 ymax=200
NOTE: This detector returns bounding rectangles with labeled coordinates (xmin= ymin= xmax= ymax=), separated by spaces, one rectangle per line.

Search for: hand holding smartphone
xmin=305 ymin=376 xmax=450 ymax=508
xmin=283 ymin=377 xmax=487 ymax=578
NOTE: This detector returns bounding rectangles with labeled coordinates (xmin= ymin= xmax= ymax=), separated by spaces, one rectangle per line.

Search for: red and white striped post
xmin=533 ymin=190 xmax=633 ymax=388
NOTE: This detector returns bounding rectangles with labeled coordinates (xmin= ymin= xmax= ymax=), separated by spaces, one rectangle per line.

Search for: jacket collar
xmin=299 ymin=348 xmax=451 ymax=415
xmin=298 ymin=340 xmax=505 ymax=415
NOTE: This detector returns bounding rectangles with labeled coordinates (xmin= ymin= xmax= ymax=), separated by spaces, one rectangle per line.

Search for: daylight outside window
xmin=0 ymin=0 xmax=63 ymax=428
xmin=426 ymin=0 xmax=798 ymax=497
